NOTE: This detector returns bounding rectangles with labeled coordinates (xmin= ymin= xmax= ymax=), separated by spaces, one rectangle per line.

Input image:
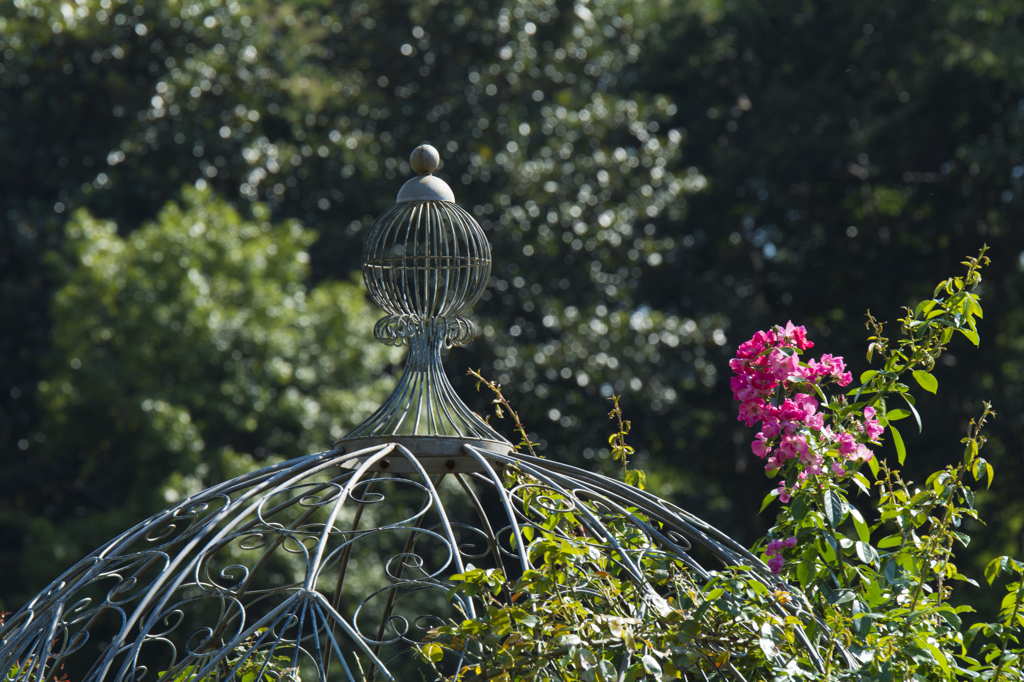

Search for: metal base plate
xmin=334 ymin=435 xmax=514 ymax=473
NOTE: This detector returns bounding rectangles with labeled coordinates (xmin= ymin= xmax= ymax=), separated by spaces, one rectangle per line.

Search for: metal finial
xmin=396 ymin=144 xmax=455 ymax=202
xmin=337 ymin=145 xmax=511 ymax=462
xmin=409 ymin=144 xmax=440 ymax=174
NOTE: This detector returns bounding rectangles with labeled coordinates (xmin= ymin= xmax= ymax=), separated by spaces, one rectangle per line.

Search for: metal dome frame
xmin=0 ymin=442 xmax=825 ymax=681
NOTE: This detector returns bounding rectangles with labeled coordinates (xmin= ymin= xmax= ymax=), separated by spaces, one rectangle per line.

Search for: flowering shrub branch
xmin=425 ymin=248 xmax=1024 ymax=681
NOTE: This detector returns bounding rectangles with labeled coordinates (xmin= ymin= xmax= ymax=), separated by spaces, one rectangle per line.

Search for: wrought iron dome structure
xmin=0 ymin=145 xmax=831 ymax=682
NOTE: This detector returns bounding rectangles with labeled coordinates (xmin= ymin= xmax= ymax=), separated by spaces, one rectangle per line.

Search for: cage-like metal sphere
xmin=361 ymin=146 xmax=490 ymax=348
xmin=362 ymin=203 xmax=490 ymax=328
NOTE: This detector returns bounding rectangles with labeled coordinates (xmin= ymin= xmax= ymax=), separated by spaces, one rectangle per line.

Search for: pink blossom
xmin=765 ymin=456 xmax=781 ymax=472
xmin=761 ymin=419 xmax=781 ymax=439
xmin=729 ymin=358 xmax=748 ymax=373
xmin=736 ymin=330 xmax=777 ymax=359
xmin=738 ymin=399 xmax=765 ymax=426
xmin=769 ymin=348 xmax=801 ymax=380
xmin=766 ymin=539 xmax=785 ymax=556
xmin=851 ymin=444 xmax=873 ymax=462
xmin=750 ymin=371 xmax=777 ymax=392
xmin=777 ymin=481 xmax=791 ymax=503
xmin=861 ymin=407 xmax=885 ymax=441
xmin=818 ymin=354 xmax=853 ymax=386
xmin=794 ymin=393 xmax=818 ymax=418
xmin=778 ymin=321 xmax=814 ymax=351
xmin=779 ymin=399 xmax=806 ymax=423
xmin=767 ymin=555 xmax=785 ymax=574
xmin=782 ymin=536 xmax=798 ymax=548
xmin=836 ymin=432 xmax=858 ymax=457
xmin=797 ymin=358 xmax=822 ymax=381
xmin=752 ymin=433 xmax=771 ymax=458
xmin=779 ymin=434 xmax=809 ymax=460
xmin=831 ymin=461 xmax=846 ymax=476
xmin=806 ymin=413 xmax=824 ymax=431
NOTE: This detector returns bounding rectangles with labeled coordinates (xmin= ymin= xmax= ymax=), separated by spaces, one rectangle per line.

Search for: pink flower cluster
xmin=730 ymin=322 xmax=878 ymax=485
xmin=765 ymin=536 xmax=798 ymax=574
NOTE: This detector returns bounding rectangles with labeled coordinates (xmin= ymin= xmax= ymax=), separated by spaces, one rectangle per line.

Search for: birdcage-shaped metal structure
xmin=0 ymin=145 xmax=833 ymax=682
xmin=340 ymin=144 xmax=511 ymax=459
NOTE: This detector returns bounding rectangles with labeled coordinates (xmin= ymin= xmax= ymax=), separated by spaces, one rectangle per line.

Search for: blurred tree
xmin=0 ymin=187 xmax=398 ymax=608
xmin=644 ymin=0 xmax=1024 ymax=557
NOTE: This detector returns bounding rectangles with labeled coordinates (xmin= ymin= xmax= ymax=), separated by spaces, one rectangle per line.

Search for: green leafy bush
xmin=425 ymin=250 xmax=1024 ymax=681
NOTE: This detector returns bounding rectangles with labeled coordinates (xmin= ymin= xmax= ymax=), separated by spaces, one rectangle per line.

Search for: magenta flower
xmin=761 ymin=419 xmax=781 ymax=439
xmin=767 ymin=555 xmax=785 ymax=574
xmin=732 ymin=323 xmax=876 ymax=483
xmin=862 ymin=406 xmax=885 ymax=441
xmin=852 ymin=444 xmax=874 ymax=462
xmin=793 ymin=393 xmax=818 ymax=417
xmin=752 ymin=433 xmax=771 ymax=458
xmin=836 ymin=432 xmax=858 ymax=457
xmin=779 ymin=321 xmax=814 ymax=351
xmin=769 ymin=348 xmax=801 ymax=380
xmin=779 ymin=433 xmax=809 ymax=460
xmin=738 ymin=399 xmax=765 ymax=426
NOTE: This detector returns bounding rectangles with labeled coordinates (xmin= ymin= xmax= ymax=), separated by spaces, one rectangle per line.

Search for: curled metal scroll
xmin=0 ymin=442 xmax=829 ymax=681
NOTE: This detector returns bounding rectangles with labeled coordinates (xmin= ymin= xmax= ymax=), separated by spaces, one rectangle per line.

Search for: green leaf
xmin=855 ymin=541 xmax=879 ymax=565
xmin=986 ymin=556 xmax=1010 ymax=585
xmin=916 ymin=299 xmax=938 ymax=317
xmin=912 ymin=370 xmax=938 ymax=394
xmin=597 ymin=659 xmax=617 ymax=682
xmin=936 ymin=606 xmax=962 ymax=630
xmin=759 ymin=490 xmax=777 ymax=513
xmin=885 ymin=408 xmax=910 ymax=421
xmin=849 ymin=506 xmax=870 ymax=543
xmin=624 ymin=469 xmax=646 ymax=490
xmin=641 ymin=655 xmax=662 ymax=675
xmin=959 ymin=327 xmax=980 ymax=346
xmin=877 ymin=534 xmax=903 ymax=549
xmin=797 ymin=559 xmax=815 ymax=588
xmin=791 ymin=496 xmax=808 ymax=522
xmin=923 ymin=639 xmax=951 ymax=675
xmin=575 ymin=648 xmax=599 ymax=671
xmin=902 ymin=394 xmax=923 ymax=433
xmin=824 ymin=490 xmax=846 ymax=528
xmin=826 ymin=589 xmax=856 ymax=605
xmin=851 ymin=472 xmax=871 ymax=496
xmin=422 ymin=642 xmax=444 ymax=663
xmin=890 ymin=424 xmax=906 ymax=465
xmin=860 ymin=369 xmax=879 ymax=384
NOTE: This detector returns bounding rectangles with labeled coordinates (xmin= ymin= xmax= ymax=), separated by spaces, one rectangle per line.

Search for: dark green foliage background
xmin=2 ymin=0 xmax=1023 ymax=616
